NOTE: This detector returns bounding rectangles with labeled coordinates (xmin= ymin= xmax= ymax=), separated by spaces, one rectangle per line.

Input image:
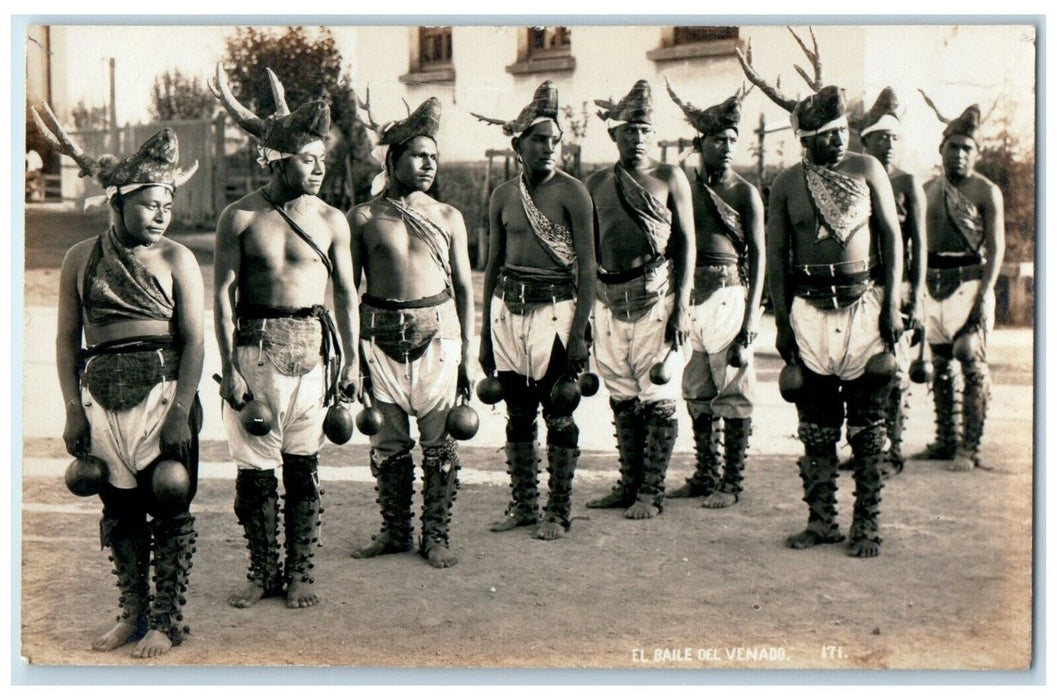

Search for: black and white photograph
xmin=14 ymin=16 xmax=1039 ymax=675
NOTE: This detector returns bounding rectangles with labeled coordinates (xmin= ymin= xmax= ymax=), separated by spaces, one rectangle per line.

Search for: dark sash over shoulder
xmin=518 ymin=173 xmax=576 ymax=270
xmin=82 ymin=228 xmax=175 ymax=326
xmin=943 ymin=179 xmax=985 ymax=253
xmin=801 ymin=159 xmax=871 ymax=248
xmin=696 ymin=171 xmax=745 ymax=255
xmin=386 ymin=197 xmax=453 ymax=286
xmin=259 ymin=191 xmax=333 ymax=277
xmin=613 ymin=163 xmax=672 ymax=258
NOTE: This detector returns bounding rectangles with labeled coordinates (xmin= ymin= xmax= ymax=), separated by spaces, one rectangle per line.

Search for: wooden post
xmin=213 ymin=112 xmax=227 ymax=220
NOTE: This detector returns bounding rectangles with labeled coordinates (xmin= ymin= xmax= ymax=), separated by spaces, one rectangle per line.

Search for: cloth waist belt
xmin=697 ymin=251 xmax=740 ymax=267
xmin=234 ymin=304 xmax=341 ymax=391
xmin=80 ymin=335 xmax=180 ymax=412
xmin=927 ymin=252 xmax=984 ymax=269
xmin=791 ymin=266 xmax=879 ymax=310
xmin=927 ymin=263 xmax=985 ymax=301
xmin=361 ymin=296 xmax=458 ymax=363
xmin=361 ymin=289 xmax=452 ymax=310
xmin=496 ymin=267 xmax=575 ymax=315
xmin=596 ymin=256 xmax=666 ymax=285
xmin=691 ymin=263 xmax=743 ymax=306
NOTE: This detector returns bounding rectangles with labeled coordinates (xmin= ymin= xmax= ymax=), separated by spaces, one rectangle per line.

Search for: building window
xmin=400 ymin=26 xmax=455 ymax=85
xmin=419 ymin=26 xmax=453 ymax=68
xmin=506 ymin=26 xmax=576 ymax=75
xmin=528 ymin=26 xmax=571 ymax=56
xmin=647 ymin=26 xmax=744 ymax=62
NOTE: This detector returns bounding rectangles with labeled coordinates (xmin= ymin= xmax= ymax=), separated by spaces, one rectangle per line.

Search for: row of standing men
xmin=39 ymin=45 xmax=1003 ymax=657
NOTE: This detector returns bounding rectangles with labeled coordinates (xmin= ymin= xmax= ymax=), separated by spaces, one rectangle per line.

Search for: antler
xmin=469 ymin=112 xmax=508 ymax=127
xmin=208 ymin=62 xmax=264 ymax=137
xmin=593 ymin=97 xmax=617 ymax=121
xmin=173 ymin=160 xmax=200 ymax=188
xmin=735 ymin=38 xmax=798 ymax=112
xmin=788 ymin=27 xmax=823 ymax=92
xmin=735 ymin=81 xmax=755 ymax=102
xmin=981 ymin=97 xmax=1001 ymax=124
xmin=355 ymin=85 xmax=385 ymax=133
xmin=401 ymin=97 xmax=411 ymax=116
xmin=30 ymin=102 xmax=101 ymax=179
xmin=664 ymin=77 xmax=698 ymax=116
xmin=265 ymin=68 xmax=290 ymax=117
xmin=918 ymin=89 xmax=951 ymax=124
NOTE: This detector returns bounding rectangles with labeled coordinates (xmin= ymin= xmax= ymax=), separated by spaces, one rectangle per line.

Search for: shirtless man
xmin=348 ymin=96 xmax=475 ymax=568
xmin=41 ymin=103 xmax=204 ymax=657
xmin=474 ymin=81 xmax=596 ymax=539
xmin=211 ymin=64 xmax=358 ymax=608
xmin=854 ymin=88 xmax=926 ymax=475
xmin=582 ymin=79 xmax=695 ymax=520
xmin=917 ymin=94 xmax=1004 ymax=472
xmin=739 ymin=32 xmax=903 ymax=557
xmin=665 ymin=80 xmax=765 ymax=508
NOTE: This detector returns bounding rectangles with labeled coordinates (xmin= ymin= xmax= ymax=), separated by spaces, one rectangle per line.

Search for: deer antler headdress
xmin=665 ymin=78 xmax=752 ymax=136
xmin=594 ymin=79 xmax=655 ymax=127
xmin=355 ymin=89 xmax=443 ymax=195
xmin=857 ymin=87 xmax=902 ymax=137
xmin=31 ymin=102 xmax=198 ymax=209
xmin=209 ymin=62 xmax=330 ymax=166
xmin=471 ymin=80 xmax=560 ymax=137
xmin=737 ymin=27 xmax=847 ymax=137
xmin=919 ymin=89 xmax=997 ymax=146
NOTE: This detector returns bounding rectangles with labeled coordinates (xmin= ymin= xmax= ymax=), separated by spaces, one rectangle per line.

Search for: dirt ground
xmin=16 ymin=207 xmax=1036 ymax=672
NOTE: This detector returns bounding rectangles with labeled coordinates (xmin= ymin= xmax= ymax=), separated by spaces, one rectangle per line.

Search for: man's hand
xmin=775 ymin=322 xmax=800 ymax=365
xmin=958 ymin=294 xmax=988 ymax=337
xmin=736 ymin=322 xmax=758 ymax=349
xmin=220 ymin=367 xmax=252 ymax=410
xmin=478 ymin=335 xmax=496 ymax=377
xmin=566 ymin=329 xmax=590 ymax=375
xmin=666 ymin=304 xmax=690 ymax=347
xmin=339 ymin=363 xmax=359 ymax=401
xmin=63 ymin=405 xmax=91 ymax=457
xmin=159 ymin=402 xmax=192 ymax=454
xmin=457 ymin=361 xmax=473 ymax=401
xmin=880 ymin=304 xmax=905 ymax=347
xmin=903 ymin=299 xmax=925 ymax=346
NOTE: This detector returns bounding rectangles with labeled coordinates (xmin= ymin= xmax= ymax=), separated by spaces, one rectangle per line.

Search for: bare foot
xmin=489 ymin=511 xmax=538 ymax=532
xmin=425 ymin=545 xmax=458 ymax=568
xmin=848 ymin=537 xmax=881 ymax=558
xmin=785 ymin=528 xmax=845 ymax=549
xmin=585 ymin=490 xmax=634 ymax=509
xmin=286 ymin=579 xmax=319 ymax=608
xmin=948 ymin=450 xmax=976 ymax=472
xmin=351 ymin=533 xmax=412 ymax=558
xmin=532 ymin=520 xmax=566 ymax=540
xmin=667 ymin=482 xmax=708 ymax=499
xmin=701 ymin=491 xmax=738 ymax=509
xmin=624 ymin=501 xmax=659 ymax=520
xmin=228 ymin=580 xmax=271 ymax=608
xmin=131 ymin=629 xmax=172 ymax=658
xmin=91 ymin=619 xmax=141 ymax=651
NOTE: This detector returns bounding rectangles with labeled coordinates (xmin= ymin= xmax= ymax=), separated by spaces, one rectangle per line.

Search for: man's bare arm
xmin=866 ymin=159 xmax=904 ymax=323
xmin=328 ymin=209 xmax=359 ymax=391
xmin=479 ymin=187 xmax=508 ymax=374
xmin=566 ymin=179 xmax=596 ymax=352
xmin=665 ymin=166 xmax=696 ymax=342
xmin=170 ymin=245 xmax=206 ymax=410
xmin=741 ymin=184 xmax=766 ymax=339
xmin=56 ymin=245 xmax=87 ymax=409
xmin=213 ymin=207 xmax=244 ymax=375
xmin=904 ymin=175 xmax=928 ymax=311
xmin=766 ymin=178 xmax=796 ymax=362
xmin=447 ymin=208 xmax=477 ymax=372
xmin=978 ymin=181 xmax=1006 ymax=302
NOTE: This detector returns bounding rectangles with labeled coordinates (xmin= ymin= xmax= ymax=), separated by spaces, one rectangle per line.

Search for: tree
xmin=221 ymin=26 xmax=375 ymax=208
xmin=974 ymin=105 xmax=1035 ymax=263
xmin=149 ymin=69 xmax=215 ymax=121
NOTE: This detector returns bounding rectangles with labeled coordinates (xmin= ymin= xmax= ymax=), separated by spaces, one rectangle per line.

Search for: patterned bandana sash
xmin=613 ymin=164 xmax=672 ymax=257
xmin=386 ymin=198 xmax=453 ymax=283
xmin=944 ymin=179 xmax=985 ymax=252
xmin=802 ymin=160 xmax=872 ymax=247
xmin=89 ymin=228 xmax=176 ymax=322
xmin=697 ymin=173 xmax=745 ymax=254
xmin=518 ymin=173 xmax=576 ymax=269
